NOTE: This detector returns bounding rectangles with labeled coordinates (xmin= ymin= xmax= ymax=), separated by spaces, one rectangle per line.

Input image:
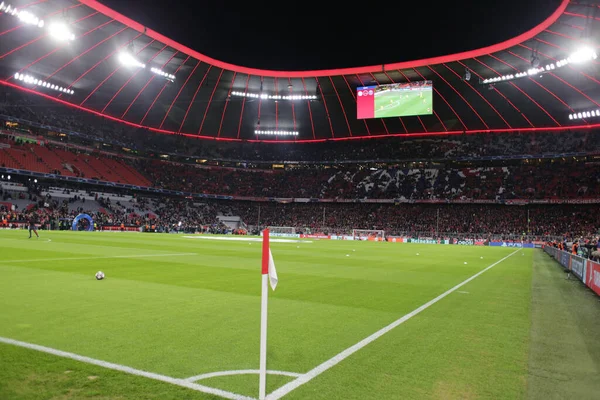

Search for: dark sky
xmin=99 ymin=0 xmax=562 ymax=71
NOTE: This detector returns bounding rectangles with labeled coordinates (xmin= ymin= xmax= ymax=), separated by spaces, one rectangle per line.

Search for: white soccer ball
xmin=95 ymin=271 xmax=105 ymax=280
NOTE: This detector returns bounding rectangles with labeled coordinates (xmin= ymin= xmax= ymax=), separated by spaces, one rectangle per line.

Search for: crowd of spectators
xmin=1 ymin=85 xmax=600 ymax=163
xmin=137 ymin=160 xmax=599 ymax=201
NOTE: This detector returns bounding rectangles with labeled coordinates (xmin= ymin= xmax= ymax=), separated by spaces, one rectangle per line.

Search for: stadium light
xmin=14 ymin=72 xmax=74 ymax=95
xmin=232 ymin=91 xmax=317 ymax=100
xmin=150 ymin=67 xmax=175 ymax=81
xmin=0 ymin=2 xmax=44 ymax=27
xmin=118 ymin=52 xmax=145 ymax=68
xmin=569 ymin=109 xmax=600 ymax=120
xmin=255 ymin=130 xmax=299 ymax=136
xmin=47 ymin=22 xmax=75 ymax=41
xmin=482 ymin=47 xmax=597 ymax=85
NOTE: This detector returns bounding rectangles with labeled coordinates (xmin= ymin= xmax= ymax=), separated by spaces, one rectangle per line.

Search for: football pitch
xmin=374 ymin=89 xmax=432 ymax=118
xmin=1 ymin=230 xmax=599 ymax=400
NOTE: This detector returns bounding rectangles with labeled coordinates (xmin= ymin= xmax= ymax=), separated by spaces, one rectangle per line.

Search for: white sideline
xmin=0 ymin=253 xmax=197 ymax=264
xmin=0 ymin=336 xmax=253 ymax=400
xmin=266 ymin=249 xmax=520 ymax=400
xmin=185 ymin=369 xmax=302 ymax=382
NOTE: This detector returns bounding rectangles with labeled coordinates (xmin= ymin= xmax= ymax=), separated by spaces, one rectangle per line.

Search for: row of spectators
xmin=3 ymin=191 xmax=598 ymax=238
xmin=138 ymin=160 xmax=599 ymax=200
xmin=1 ymin=86 xmax=599 ymax=162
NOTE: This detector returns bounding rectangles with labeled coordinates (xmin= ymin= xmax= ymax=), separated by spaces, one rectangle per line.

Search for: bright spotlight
xmin=48 ymin=22 xmax=75 ymax=41
xmin=569 ymin=47 xmax=597 ymax=63
xmin=118 ymin=52 xmax=145 ymax=68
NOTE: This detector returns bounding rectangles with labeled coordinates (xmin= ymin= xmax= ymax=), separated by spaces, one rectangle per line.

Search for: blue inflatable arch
xmin=72 ymin=213 xmax=94 ymax=231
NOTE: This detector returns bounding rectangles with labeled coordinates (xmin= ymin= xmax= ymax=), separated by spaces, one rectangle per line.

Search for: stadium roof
xmin=1 ymin=0 xmax=599 ymax=143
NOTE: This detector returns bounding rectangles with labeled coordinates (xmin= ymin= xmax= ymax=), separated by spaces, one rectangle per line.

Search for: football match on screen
xmin=1 ymin=0 xmax=600 ymax=399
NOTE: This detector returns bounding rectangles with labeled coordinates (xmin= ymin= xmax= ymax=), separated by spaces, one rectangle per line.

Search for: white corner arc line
xmin=266 ymin=249 xmax=520 ymax=400
xmin=0 ymin=337 xmax=253 ymax=400
xmin=185 ymin=369 xmax=302 ymax=382
xmin=0 ymin=253 xmax=197 ymax=264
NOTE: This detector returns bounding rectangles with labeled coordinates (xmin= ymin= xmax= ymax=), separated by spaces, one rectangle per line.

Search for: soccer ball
xmin=95 ymin=271 xmax=105 ymax=280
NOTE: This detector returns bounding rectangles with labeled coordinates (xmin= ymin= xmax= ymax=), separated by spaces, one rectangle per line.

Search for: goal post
xmin=352 ymin=229 xmax=385 ymax=241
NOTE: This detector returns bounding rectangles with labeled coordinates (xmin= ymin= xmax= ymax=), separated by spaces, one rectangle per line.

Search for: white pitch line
xmin=0 ymin=253 xmax=197 ymax=264
xmin=0 ymin=336 xmax=253 ymax=400
xmin=185 ymin=369 xmax=302 ymax=382
xmin=267 ymin=249 xmax=520 ymax=400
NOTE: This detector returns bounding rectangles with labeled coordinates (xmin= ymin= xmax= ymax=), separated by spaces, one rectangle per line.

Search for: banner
xmin=586 ymin=261 xmax=600 ymax=296
xmin=570 ymin=255 xmax=586 ymax=281
xmin=489 ymin=241 xmax=535 ymax=248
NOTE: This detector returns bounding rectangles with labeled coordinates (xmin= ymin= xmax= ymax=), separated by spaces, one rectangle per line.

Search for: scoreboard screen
xmin=357 ymin=80 xmax=433 ymax=119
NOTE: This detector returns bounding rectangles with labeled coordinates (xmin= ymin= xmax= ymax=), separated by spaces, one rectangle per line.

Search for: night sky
xmin=100 ymin=0 xmax=562 ymax=71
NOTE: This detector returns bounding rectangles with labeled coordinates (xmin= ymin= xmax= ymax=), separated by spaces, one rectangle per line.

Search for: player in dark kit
xmin=28 ymin=216 xmax=39 ymax=239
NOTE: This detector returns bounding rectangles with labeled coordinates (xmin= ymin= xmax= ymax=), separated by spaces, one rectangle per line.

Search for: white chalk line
xmin=0 ymin=253 xmax=197 ymax=264
xmin=266 ymin=249 xmax=520 ymax=399
xmin=0 ymin=336 xmax=253 ymax=400
xmin=185 ymin=369 xmax=302 ymax=382
xmin=183 ymin=236 xmax=312 ymax=244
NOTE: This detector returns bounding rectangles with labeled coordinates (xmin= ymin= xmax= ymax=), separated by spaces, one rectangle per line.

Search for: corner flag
xmin=259 ymin=229 xmax=277 ymax=399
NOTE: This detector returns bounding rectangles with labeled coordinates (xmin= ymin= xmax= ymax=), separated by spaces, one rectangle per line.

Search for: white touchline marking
xmin=0 ymin=253 xmax=197 ymax=264
xmin=0 ymin=336 xmax=253 ymax=400
xmin=185 ymin=369 xmax=302 ymax=382
xmin=457 ymin=291 xmax=470 ymax=294
xmin=266 ymin=249 xmax=520 ymax=400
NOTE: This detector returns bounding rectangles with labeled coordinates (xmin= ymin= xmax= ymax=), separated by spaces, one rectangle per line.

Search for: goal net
xmin=267 ymin=226 xmax=297 ymax=235
xmin=352 ymin=229 xmax=385 ymax=241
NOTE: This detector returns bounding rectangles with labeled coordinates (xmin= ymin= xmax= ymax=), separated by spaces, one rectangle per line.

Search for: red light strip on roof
xmin=103 ymin=42 xmax=165 ymax=114
xmin=426 ymin=65 xmax=489 ymax=129
xmin=180 ymin=64 xmax=211 ymax=133
xmin=328 ymin=76 xmax=352 ymax=136
xmin=458 ymin=59 xmax=533 ymax=128
xmin=217 ymin=72 xmax=237 ymax=137
xmin=288 ymin=78 xmax=297 ymax=131
xmin=317 ymin=77 xmax=335 ymax=138
xmin=485 ymin=54 xmax=560 ymax=126
xmin=341 ymin=75 xmax=370 ymax=136
xmin=236 ymin=73 xmax=250 ymax=139
xmin=274 ymin=77 xmax=278 ymax=130
xmin=198 ymin=68 xmax=224 ymax=135
xmin=301 ymin=77 xmax=316 ymax=139
xmin=159 ymin=59 xmax=199 ymax=129
xmin=410 ymin=68 xmax=461 ymax=131
xmin=140 ymin=55 xmax=189 ymax=124
xmin=122 ymin=50 xmax=179 ymax=119
xmin=442 ymin=63 xmax=511 ymax=128
xmin=77 ymin=0 xmax=569 ymax=77
xmin=80 ymin=38 xmax=153 ymax=106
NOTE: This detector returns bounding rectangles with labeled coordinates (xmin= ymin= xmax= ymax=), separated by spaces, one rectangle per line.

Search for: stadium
xmin=1 ymin=0 xmax=600 ymax=399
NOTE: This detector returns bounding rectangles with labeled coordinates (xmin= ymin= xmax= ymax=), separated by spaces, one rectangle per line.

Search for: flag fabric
xmin=268 ymin=249 xmax=278 ymax=290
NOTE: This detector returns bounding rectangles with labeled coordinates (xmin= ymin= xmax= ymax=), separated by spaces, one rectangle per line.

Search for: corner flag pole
xmin=259 ymin=228 xmax=270 ymax=400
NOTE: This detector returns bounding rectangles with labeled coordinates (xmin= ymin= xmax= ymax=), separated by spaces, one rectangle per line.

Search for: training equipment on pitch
xmin=95 ymin=271 xmax=105 ymax=280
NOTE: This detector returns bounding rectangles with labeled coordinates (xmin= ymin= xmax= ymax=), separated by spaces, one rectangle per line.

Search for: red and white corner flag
xmin=259 ymin=229 xmax=277 ymax=399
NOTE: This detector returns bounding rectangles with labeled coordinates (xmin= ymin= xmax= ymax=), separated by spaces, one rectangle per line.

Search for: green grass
xmin=374 ymin=89 xmax=432 ymax=118
xmin=0 ymin=230 xmax=598 ymax=399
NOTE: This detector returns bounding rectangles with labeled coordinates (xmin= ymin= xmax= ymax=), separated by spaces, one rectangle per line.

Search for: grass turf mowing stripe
xmin=0 ymin=336 xmax=252 ymax=400
xmin=267 ymin=249 xmax=520 ymax=400
xmin=0 ymin=253 xmax=197 ymax=263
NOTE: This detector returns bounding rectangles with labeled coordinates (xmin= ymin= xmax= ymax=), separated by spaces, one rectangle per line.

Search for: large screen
xmin=357 ymin=80 xmax=433 ymax=119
